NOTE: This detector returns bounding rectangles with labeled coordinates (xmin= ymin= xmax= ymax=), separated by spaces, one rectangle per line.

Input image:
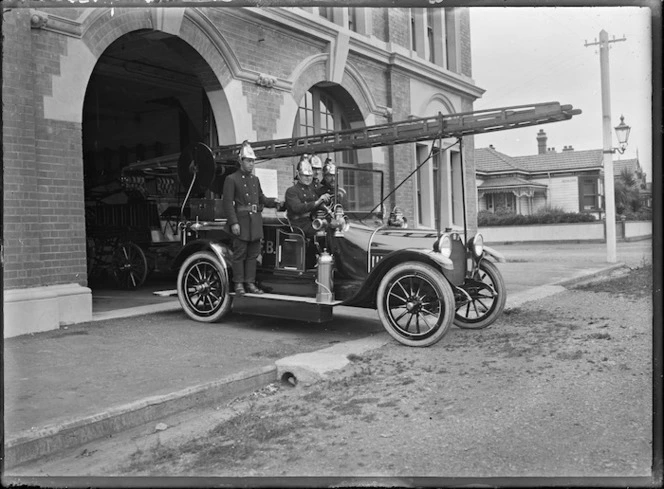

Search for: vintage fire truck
xmin=121 ymin=102 xmax=581 ymax=347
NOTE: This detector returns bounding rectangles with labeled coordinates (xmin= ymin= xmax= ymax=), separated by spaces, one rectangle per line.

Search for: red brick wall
xmin=385 ymin=68 xmax=415 ymax=220
xmin=387 ymin=8 xmax=411 ymax=50
xmin=3 ymin=10 xmax=40 ymax=289
xmin=3 ymin=11 xmax=87 ymax=289
xmin=372 ymin=9 xmax=389 ymax=42
xmin=458 ymin=8 xmax=473 ymax=78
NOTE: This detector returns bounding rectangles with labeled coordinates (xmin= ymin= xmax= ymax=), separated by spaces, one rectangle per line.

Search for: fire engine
xmin=121 ymin=101 xmax=581 ymax=346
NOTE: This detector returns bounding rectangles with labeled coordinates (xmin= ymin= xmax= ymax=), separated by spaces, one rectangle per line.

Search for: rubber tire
xmin=111 ymin=241 xmax=148 ymax=290
xmin=177 ymin=251 xmax=232 ymax=323
xmin=377 ymin=261 xmax=455 ymax=347
xmin=454 ymin=260 xmax=506 ymax=330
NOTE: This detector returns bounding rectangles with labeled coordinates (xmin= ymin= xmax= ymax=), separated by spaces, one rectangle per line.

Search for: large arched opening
xmin=82 ymin=30 xmax=225 ymax=295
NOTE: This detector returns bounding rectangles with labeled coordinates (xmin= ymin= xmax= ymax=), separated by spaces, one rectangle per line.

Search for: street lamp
xmin=613 ymin=115 xmax=631 ymax=154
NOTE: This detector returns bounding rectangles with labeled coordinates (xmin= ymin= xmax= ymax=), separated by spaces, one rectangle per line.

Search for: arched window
xmin=293 ymin=87 xmax=356 ymax=166
xmin=294 ymin=86 xmax=361 ymax=207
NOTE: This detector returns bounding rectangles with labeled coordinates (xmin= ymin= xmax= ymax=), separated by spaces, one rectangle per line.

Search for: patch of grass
xmin=124 ymin=403 xmax=299 ymax=474
xmin=302 ymin=390 xmax=325 ymax=402
xmin=555 ymin=350 xmax=584 ymax=360
xmin=575 ymin=264 xmax=652 ymax=299
xmin=377 ymin=399 xmax=399 ymax=408
xmin=587 ymin=332 xmax=612 ymax=340
xmin=249 ymin=350 xmax=285 ymax=359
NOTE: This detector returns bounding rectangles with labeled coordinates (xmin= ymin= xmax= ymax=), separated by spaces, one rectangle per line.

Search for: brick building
xmin=2 ymin=6 xmax=483 ymax=336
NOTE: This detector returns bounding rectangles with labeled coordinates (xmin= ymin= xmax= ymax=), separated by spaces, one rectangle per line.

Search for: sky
xmin=470 ymin=6 xmax=654 ymax=182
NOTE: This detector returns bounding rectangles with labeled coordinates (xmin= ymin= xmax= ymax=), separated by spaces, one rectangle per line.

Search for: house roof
xmin=478 ymin=176 xmax=547 ymax=189
xmin=511 ymin=149 xmax=604 ymax=172
xmin=475 ymin=148 xmax=521 ymax=172
xmin=476 ymin=147 xmax=605 ymax=174
xmin=613 ymin=158 xmax=641 ymax=177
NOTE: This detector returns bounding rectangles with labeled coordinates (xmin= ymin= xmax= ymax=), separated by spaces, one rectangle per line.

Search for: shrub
xmin=478 ymin=209 xmax=596 ymax=227
xmin=620 ymin=209 xmax=652 ymax=221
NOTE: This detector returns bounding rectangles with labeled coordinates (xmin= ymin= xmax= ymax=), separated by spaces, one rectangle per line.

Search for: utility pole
xmin=585 ymin=30 xmax=626 ymax=263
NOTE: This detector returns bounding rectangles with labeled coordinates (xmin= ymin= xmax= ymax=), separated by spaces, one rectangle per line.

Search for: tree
xmin=614 ymin=167 xmax=641 ymax=214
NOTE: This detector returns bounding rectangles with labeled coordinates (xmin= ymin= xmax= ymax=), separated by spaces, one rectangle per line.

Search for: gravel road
xmin=12 ymin=264 xmax=656 ymax=484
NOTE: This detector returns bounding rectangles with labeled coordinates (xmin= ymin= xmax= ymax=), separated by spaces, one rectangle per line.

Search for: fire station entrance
xmin=82 ymin=30 xmax=220 ymax=305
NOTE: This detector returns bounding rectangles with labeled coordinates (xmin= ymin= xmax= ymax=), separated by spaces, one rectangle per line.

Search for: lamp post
xmin=587 ymin=29 xmax=629 ymax=263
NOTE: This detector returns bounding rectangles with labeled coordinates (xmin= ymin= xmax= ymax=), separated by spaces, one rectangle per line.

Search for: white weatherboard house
xmin=475 ymin=129 xmax=647 ymax=220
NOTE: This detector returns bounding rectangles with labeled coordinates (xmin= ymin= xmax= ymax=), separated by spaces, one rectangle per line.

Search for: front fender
xmin=483 ymin=245 xmax=506 ymax=263
xmin=343 ymin=248 xmax=453 ymax=308
xmin=172 ymin=239 xmax=232 ymax=271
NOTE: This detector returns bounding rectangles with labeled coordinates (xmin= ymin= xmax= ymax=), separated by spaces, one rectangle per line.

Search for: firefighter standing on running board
xmin=222 ymin=141 xmax=279 ymax=296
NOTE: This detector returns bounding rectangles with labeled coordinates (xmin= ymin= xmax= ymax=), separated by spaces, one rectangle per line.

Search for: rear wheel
xmin=454 ymin=260 xmax=506 ymax=329
xmin=111 ymin=241 xmax=148 ymax=289
xmin=177 ymin=251 xmax=232 ymax=323
xmin=377 ymin=262 xmax=455 ymax=347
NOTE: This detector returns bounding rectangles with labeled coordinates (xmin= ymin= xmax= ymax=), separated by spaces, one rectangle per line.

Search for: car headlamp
xmin=434 ymin=234 xmax=452 ymax=258
xmin=470 ymin=233 xmax=484 ymax=258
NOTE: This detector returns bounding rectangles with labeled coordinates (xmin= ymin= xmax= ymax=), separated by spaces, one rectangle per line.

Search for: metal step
xmin=231 ymin=292 xmax=342 ymax=323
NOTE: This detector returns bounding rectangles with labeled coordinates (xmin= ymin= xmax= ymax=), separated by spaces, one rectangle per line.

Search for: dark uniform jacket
xmin=222 ymin=169 xmax=276 ymax=242
xmin=317 ymin=181 xmax=333 ymax=197
xmin=285 ymin=181 xmax=320 ymax=224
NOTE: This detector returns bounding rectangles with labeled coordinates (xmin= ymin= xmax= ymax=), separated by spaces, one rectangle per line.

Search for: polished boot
xmin=245 ymin=282 xmax=264 ymax=294
xmin=234 ymin=283 xmax=246 ymax=295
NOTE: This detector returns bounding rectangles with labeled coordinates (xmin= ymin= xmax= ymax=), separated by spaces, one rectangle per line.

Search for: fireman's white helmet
xmin=323 ymin=161 xmax=337 ymax=175
xmin=310 ymin=155 xmax=323 ymax=169
xmin=238 ymin=141 xmax=256 ymax=160
xmin=297 ymin=160 xmax=314 ymax=178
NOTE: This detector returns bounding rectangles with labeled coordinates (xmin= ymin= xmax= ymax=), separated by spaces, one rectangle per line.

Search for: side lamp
xmin=613 ymin=114 xmax=631 ymax=154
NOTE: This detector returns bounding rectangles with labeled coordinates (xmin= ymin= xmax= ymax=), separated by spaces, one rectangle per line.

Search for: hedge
xmin=478 ymin=210 xmax=596 ymax=227
xmin=478 ymin=209 xmax=652 ymax=227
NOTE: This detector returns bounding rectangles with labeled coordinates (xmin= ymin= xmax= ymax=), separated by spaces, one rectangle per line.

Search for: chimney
xmin=489 ymin=144 xmax=494 ymax=149
xmin=536 ymin=129 xmax=547 ymax=155
xmin=562 ymin=145 xmax=574 ymax=151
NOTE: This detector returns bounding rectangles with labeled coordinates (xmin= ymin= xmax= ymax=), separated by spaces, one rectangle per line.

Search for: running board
xmin=231 ymin=292 xmax=342 ymax=323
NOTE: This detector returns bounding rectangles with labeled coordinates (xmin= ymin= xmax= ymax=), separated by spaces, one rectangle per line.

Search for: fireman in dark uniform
xmin=222 ymin=141 xmax=279 ymax=295
xmin=320 ymin=158 xmax=336 ymax=196
xmin=285 ymin=159 xmax=331 ymax=238
xmin=310 ymin=155 xmax=324 ymax=193
xmin=321 ymin=159 xmax=347 ymax=207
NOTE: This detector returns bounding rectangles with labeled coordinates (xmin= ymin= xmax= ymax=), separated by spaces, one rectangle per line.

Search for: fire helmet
xmin=297 ymin=160 xmax=314 ymax=178
xmin=310 ymin=155 xmax=323 ymax=169
xmin=238 ymin=141 xmax=256 ymax=160
xmin=323 ymin=160 xmax=336 ymax=175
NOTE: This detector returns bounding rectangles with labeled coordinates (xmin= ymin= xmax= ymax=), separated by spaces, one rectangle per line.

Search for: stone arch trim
xmin=419 ymin=92 xmax=457 ymax=116
xmin=42 ymin=6 xmax=239 ymax=143
xmin=288 ymin=54 xmax=390 ymax=120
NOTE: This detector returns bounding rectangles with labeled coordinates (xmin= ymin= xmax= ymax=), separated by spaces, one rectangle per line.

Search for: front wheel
xmin=177 ymin=251 xmax=232 ymax=323
xmin=454 ymin=260 xmax=506 ymax=330
xmin=377 ymin=262 xmax=455 ymax=347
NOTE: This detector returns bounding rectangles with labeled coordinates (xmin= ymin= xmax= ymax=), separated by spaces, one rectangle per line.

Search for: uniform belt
xmin=236 ymin=204 xmax=259 ymax=213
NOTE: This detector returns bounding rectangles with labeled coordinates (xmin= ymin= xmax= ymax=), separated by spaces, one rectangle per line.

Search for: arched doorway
xmin=82 ymin=30 xmax=222 ymax=296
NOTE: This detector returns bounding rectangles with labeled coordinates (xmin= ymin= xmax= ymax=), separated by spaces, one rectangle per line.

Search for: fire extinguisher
xmin=316 ymin=249 xmax=334 ymax=303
